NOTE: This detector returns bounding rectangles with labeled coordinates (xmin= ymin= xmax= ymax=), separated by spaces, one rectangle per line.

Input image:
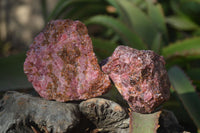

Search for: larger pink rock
xmin=102 ymin=46 xmax=170 ymax=113
xmin=24 ymin=19 xmax=111 ymax=102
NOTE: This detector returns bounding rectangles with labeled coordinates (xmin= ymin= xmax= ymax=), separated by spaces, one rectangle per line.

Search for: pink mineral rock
xmin=24 ymin=19 xmax=111 ymax=102
xmin=102 ymin=46 xmax=170 ymax=113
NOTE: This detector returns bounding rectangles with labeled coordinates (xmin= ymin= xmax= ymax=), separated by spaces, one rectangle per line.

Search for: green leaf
xmin=0 ymin=53 xmax=32 ymax=91
xmin=170 ymin=1 xmax=186 ymax=17
xmin=168 ymin=66 xmax=200 ymax=130
xmin=92 ymin=38 xmax=118 ymax=60
xmin=147 ymin=1 xmax=168 ymax=41
xmin=40 ymin=0 xmax=48 ymax=23
xmin=151 ymin=33 xmax=162 ymax=54
xmin=85 ymin=15 xmax=147 ymax=49
xmin=192 ymin=0 xmax=200 ymax=3
xmin=147 ymin=2 xmax=166 ymax=34
xmin=48 ymin=0 xmax=99 ymax=20
xmin=165 ymin=57 xmax=190 ymax=69
xmin=187 ymin=68 xmax=200 ymax=80
xmin=65 ymin=4 xmax=106 ymax=20
xmin=106 ymin=0 xmax=122 ymax=17
xmin=163 ymin=92 xmax=197 ymax=129
xmin=162 ymin=37 xmax=200 ymax=59
xmin=106 ymin=0 xmax=131 ymax=27
xmin=129 ymin=111 xmax=161 ymax=133
xmin=116 ymin=0 xmax=158 ymax=47
xmin=166 ymin=16 xmax=199 ymax=31
xmin=48 ymin=0 xmax=70 ymax=20
xmin=132 ymin=0 xmax=146 ymax=5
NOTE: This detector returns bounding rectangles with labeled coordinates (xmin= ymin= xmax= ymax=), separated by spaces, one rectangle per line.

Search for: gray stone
xmin=0 ymin=91 xmax=187 ymax=133
xmin=79 ymin=98 xmax=129 ymax=133
xmin=0 ymin=91 xmax=80 ymax=133
xmin=79 ymin=98 xmax=186 ymax=133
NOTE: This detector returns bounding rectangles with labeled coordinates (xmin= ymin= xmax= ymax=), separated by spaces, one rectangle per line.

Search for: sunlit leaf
xmin=162 ymin=37 xmax=200 ymax=59
xmin=168 ymin=66 xmax=200 ymax=130
xmin=130 ymin=111 xmax=161 ymax=133
xmin=192 ymin=0 xmax=200 ymax=3
xmin=166 ymin=16 xmax=199 ymax=31
xmin=85 ymin=15 xmax=147 ymax=49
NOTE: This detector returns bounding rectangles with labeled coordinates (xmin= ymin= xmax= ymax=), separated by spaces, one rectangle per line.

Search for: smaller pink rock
xmin=102 ymin=46 xmax=170 ymax=113
xmin=24 ymin=19 xmax=111 ymax=102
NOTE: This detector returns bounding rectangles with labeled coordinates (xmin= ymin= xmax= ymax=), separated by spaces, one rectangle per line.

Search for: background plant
xmin=1 ymin=0 xmax=200 ymax=132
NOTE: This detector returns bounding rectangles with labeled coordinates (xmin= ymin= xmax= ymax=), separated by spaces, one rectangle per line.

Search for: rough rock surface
xmin=79 ymin=98 xmax=129 ymax=133
xmin=0 ymin=91 xmax=80 ymax=133
xmin=102 ymin=46 xmax=170 ymax=113
xmin=24 ymin=19 xmax=111 ymax=101
xmin=0 ymin=92 xmax=185 ymax=133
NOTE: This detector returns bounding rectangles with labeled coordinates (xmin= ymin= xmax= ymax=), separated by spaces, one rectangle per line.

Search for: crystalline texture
xmin=102 ymin=46 xmax=170 ymax=113
xmin=24 ymin=19 xmax=111 ymax=101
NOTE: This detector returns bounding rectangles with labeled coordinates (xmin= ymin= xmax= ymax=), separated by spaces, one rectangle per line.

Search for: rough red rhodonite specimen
xmin=24 ymin=19 xmax=111 ymax=102
xmin=102 ymin=46 xmax=170 ymax=113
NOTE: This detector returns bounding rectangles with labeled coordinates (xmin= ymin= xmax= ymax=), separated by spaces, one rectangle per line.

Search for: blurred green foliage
xmin=1 ymin=0 xmax=200 ymax=132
